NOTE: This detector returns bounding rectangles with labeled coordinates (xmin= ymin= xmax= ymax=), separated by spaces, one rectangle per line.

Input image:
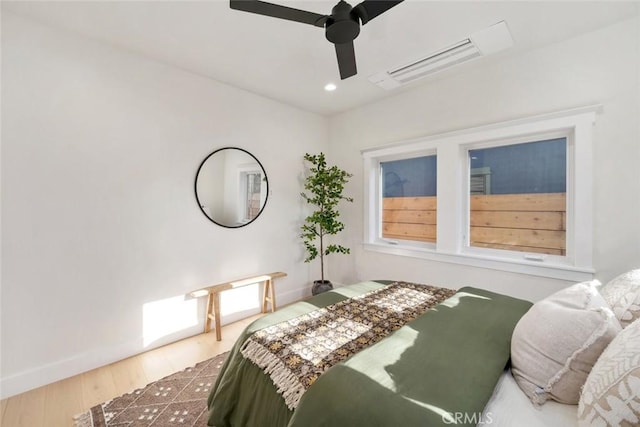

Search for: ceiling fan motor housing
xmin=325 ymin=1 xmax=360 ymax=44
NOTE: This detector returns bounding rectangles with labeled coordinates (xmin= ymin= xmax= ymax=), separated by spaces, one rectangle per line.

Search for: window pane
xmin=381 ymin=155 xmax=437 ymax=243
xmin=469 ymin=138 xmax=566 ymax=255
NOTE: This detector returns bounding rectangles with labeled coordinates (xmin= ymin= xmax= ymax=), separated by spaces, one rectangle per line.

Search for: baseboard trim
xmin=0 ymin=285 xmax=311 ymax=399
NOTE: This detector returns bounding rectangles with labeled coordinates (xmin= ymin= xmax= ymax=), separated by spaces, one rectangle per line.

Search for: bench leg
xmin=262 ymin=281 xmax=269 ymax=313
xmin=205 ymin=292 xmax=222 ymax=341
xmin=269 ymin=279 xmax=276 ymax=312
xmin=262 ymin=279 xmax=277 ymax=313
xmin=213 ymin=292 xmax=222 ymax=341
xmin=205 ymin=293 xmax=214 ymax=333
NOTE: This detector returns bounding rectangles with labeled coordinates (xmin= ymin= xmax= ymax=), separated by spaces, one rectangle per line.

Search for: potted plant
xmin=300 ymin=152 xmax=353 ymax=295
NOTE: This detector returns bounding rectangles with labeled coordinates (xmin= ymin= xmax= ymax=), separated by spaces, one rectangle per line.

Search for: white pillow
xmin=599 ymin=269 xmax=640 ymax=328
xmin=578 ymin=317 xmax=640 ymax=426
xmin=511 ymin=280 xmax=622 ymax=405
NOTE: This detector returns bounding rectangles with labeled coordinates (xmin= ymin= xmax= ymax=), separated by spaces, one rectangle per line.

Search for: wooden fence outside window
xmin=382 ymin=193 xmax=566 ymax=255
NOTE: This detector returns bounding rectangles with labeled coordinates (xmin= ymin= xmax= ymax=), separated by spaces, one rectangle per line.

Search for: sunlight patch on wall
xmin=220 ymin=284 xmax=261 ymax=316
xmin=143 ymin=295 xmax=198 ymax=347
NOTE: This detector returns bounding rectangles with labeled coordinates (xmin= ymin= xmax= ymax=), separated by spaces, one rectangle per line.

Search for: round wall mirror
xmin=195 ymin=147 xmax=268 ymax=228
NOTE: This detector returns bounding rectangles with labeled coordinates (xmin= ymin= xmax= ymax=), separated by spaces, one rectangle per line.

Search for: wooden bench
xmin=190 ymin=272 xmax=287 ymax=341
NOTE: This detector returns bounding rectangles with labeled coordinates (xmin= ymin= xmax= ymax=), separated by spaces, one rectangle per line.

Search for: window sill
xmin=363 ymin=242 xmax=594 ymax=282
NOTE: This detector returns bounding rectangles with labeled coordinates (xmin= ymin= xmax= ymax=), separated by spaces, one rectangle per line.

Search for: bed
xmin=206 ymin=280 xmax=560 ymax=426
xmin=482 ymin=369 xmax=578 ymax=427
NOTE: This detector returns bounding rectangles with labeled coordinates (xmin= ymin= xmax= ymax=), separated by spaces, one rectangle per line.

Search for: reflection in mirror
xmin=195 ymin=147 xmax=268 ymax=228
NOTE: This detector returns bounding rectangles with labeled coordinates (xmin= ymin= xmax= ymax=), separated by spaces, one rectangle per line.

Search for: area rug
xmin=73 ymin=351 xmax=228 ymax=427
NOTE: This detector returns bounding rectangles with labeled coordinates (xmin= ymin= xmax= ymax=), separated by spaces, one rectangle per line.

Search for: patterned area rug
xmin=73 ymin=352 xmax=228 ymax=427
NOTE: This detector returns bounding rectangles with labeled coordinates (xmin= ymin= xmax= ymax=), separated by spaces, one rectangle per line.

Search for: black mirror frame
xmin=194 ymin=147 xmax=269 ymax=228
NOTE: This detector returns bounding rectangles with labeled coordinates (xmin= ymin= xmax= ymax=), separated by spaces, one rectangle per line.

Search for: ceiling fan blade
xmin=353 ymin=0 xmax=403 ymax=25
xmin=230 ymin=0 xmax=327 ymax=27
xmin=335 ymin=41 xmax=357 ymax=80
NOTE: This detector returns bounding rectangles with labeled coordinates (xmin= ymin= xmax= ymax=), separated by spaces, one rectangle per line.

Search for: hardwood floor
xmin=0 ymin=313 xmax=262 ymax=427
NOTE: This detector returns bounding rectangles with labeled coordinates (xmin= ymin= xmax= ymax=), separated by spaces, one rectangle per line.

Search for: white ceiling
xmin=3 ymin=1 xmax=638 ymax=116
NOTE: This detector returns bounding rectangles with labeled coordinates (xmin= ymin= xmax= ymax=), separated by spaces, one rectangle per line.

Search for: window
xmin=362 ymin=106 xmax=598 ymax=281
xmin=468 ymin=138 xmax=567 ymax=256
xmin=381 ymin=155 xmax=437 ymax=244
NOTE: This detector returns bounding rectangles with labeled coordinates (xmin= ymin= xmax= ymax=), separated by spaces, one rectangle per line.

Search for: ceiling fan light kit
xmin=229 ymin=0 xmax=403 ymax=80
xmin=369 ymin=21 xmax=515 ymax=90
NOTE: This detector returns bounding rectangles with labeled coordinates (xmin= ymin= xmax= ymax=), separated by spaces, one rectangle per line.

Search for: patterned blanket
xmin=240 ymin=282 xmax=456 ymax=409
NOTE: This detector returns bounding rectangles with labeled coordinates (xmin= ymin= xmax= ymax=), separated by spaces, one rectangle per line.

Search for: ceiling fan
xmin=230 ymin=0 xmax=404 ymax=80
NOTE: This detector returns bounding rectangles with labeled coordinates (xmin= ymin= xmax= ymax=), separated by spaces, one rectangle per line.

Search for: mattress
xmin=481 ymin=368 xmax=578 ymax=427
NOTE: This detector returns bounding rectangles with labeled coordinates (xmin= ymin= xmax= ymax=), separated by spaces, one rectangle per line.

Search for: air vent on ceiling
xmin=369 ymin=21 xmax=514 ymax=90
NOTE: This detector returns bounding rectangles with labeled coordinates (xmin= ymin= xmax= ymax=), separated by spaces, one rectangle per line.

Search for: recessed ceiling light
xmin=324 ymin=83 xmax=337 ymax=92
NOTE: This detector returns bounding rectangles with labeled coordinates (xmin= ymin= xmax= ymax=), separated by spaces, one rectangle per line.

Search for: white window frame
xmin=362 ymin=106 xmax=599 ymax=281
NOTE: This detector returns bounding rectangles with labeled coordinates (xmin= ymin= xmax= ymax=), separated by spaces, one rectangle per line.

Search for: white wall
xmin=1 ymin=12 xmax=328 ymax=398
xmin=328 ymin=17 xmax=640 ymax=303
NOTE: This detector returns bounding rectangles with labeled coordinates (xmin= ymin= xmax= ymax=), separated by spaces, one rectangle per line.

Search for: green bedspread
xmin=207 ymin=281 xmax=532 ymax=427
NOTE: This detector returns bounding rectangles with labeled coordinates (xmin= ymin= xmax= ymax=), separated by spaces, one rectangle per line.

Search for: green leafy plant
xmin=300 ymin=153 xmax=353 ymax=283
